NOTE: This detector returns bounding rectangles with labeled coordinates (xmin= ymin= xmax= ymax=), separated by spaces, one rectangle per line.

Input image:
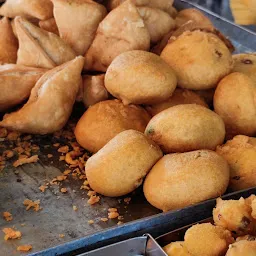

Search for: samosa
xmin=0 ymin=0 xmax=53 ymax=20
xmin=52 ymin=0 xmax=107 ymax=55
xmin=15 ymin=16 xmax=76 ymax=69
xmin=0 ymin=64 xmax=46 ymax=112
xmin=84 ymin=0 xmax=150 ymax=71
xmin=39 ymin=18 xmax=59 ymax=36
xmin=0 ymin=57 xmax=84 ymax=134
xmin=0 ymin=17 xmax=18 ymax=64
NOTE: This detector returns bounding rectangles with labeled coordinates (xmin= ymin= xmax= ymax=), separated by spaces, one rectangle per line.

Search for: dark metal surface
xmin=0 ymin=1 xmax=256 ymax=256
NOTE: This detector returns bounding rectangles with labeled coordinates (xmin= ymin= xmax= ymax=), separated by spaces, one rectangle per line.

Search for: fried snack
xmin=175 ymin=8 xmax=214 ymax=28
xmin=214 ymin=73 xmax=256 ymax=138
xmin=137 ymin=7 xmax=175 ymax=43
xmin=86 ymin=130 xmax=163 ymax=197
xmin=82 ymin=74 xmax=109 ymax=108
xmin=163 ymin=242 xmax=192 ymax=256
xmin=184 ymin=223 xmax=234 ymax=256
xmin=161 ymin=30 xmax=233 ymax=90
xmin=52 ymin=0 xmax=107 ymax=56
xmin=230 ymin=0 xmax=256 ymax=25
xmin=226 ymin=240 xmax=256 ymax=256
xmin=236 ymin=235 xmax=256 ymax=242
xmin=0 ymin=57 xmax=84 ymax=134
xmin=107 ymin=0 xmax=174 ymax=16
xmin=0 ymin=17 xmax=18 ymax=64
xmin=0 ymin=0 xmax=53 ymax=20
xmin=143 ymin=150 xmax=230 ymax=211
xmin=145 ymin=104 xmax=225 ymax=153
xmin=15 ymin=16 xmax=76 ymax=69
xmin=84 ymin=0 xmax=150 ymax=71
xmin=0 ymin=64 xmax=46 ymax=112
xmin=75 ymin=100 xmax=151 ymax=153
xmin=146 ymin=88 xmax=208 ymax=116
xmin=216 ymin=135 xmax=256 ymax=191
xmin=213 ymin=197 xmax=255 ymax=236
xmin=39 ymin=18 xmax=59 ymax=35
xmin=232 ymin=53 xmax=256 ymax=84
xmin=105 ymin=50 xmax=177 ymax=105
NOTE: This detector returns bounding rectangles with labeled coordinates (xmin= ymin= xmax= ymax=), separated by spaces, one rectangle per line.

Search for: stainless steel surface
xmin=1 ymin=1 xmax=256 ymax=256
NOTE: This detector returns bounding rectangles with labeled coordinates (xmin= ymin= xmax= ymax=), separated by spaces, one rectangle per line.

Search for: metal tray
xmin=1 ymin=0 xmax=256 ymax=255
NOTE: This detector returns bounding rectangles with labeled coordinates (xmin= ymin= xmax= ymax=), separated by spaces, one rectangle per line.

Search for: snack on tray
xmin=226 ymin=240 xmax=256 ymax=256
xmin=0 ymin=0 xmax=53 ymax=20
xmin=213 ymin=197 xmax=256 ymax=236
xmin=86 ymin=130 xmax=163 ymax=197
xmin=39 ymin=18 xmax=59 ymax=36
xmin=84 ymin=0 xmax=150 ymax=71
xmin=184 ymin=223 xmax=234 ymax=256
xmin=15 ymin=16 xmax=76 ymax=69
xmin=0 ymin=57 xmax=84 ymax=134
xmin=216 ymin=135 xmax=256 ymax=191
xmin=146 ymin=88 xmax=208 ymax=116
xmin=160 ymin=30 xmax=233 ymax=90
xmin=52 ymin=0 xmax=107 ymax=56
xmin=137 ymin=7 xmax=175 ymax=43
xmin=143 ymin=150 xmax=230 ymax=211
xmin=105 ymin=50 xmax=177 ymax=105
xmin=163 ymin=241 xmax=192 ymax=256
xmin=145 ymin=104 xmax=225 ymax=153
xmin=0 ymin=64 xmax=46 ymax=112
xmin=0 ymin=17 xmax=18 ymax=64
xmin=214 ymin=73 xmax=256 ymax=138
xmin=82 ymin=74 xmax=109 ymax=108
xmin=75 ymin=99 xmax=151 ymax=153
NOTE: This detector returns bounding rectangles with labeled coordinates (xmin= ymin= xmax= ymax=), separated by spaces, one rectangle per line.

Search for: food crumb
xmin=53 ymin=143 xmax=60 ymax=147
xmin=23 ymin=199 xmax=41 ymax=212
xmin=117 ymin=221 xmax=123 ymax=225
xmin=108 ymin=208 xmax=117 ymax=212
xmin=59 ymin=156 xmax=65 ymax=161
xmin=100 ymin=218 xmax=108 ymax=222
xmin=63 ymin=169 xmax=71 ymax=175
xmin=88 ymin=220 xmax=94 ymax=224
xmin=88 ymin=195 xmax=100 ymax=205
xmin=87 ymin=190 xmax=96 ymax=197
xmin=39 ymin=185 xmax=48 ymax=193
xmin=108 ymin=211 xmax=119 ymax=219
xmin=13 ymin=155 xmax=39 ymax=167
xmin=58 ymin=146 xmax=69 ymax=154
xmin=20 ymin=223 xmax=26 ymax=227
xmin=60 ymin=188 xmax=67 ymax=193
xmin=56 ymin=175 xmax=67 ymax=181
xmin=59 ymin=234 xmax=65 ymax=238
xmin=3 ymin=150 xmax=14 ymax=159
xmin=2 ymin=228 xmax=21 ymax=240
xmin=3 ymin=212 xmax=12 ymax=222
xmin=47 ymin=154 xmax=53 ymax=158
xmin=17 ymin=245 xmax=32 ymax=252
xmin=73 ymin=206 xmax=78 ymax=211
xmin=124 ymin=197 xmax=131 ymax=204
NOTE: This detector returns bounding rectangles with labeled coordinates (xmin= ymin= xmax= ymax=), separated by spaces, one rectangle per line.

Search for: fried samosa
xmin=15 ymin=16 xmax=76 ymax=69
xmin=39 ymin=18 xmax=59 ymax=36
xmin=84 ymin=0 xmax=150 ymax=71
xmin=137 ymin=7 xmax=175 ymax=43
xmin=0 ymin=64 xmax=46 ymax=112
xmin=0 ymin=0 xmax=53 ymax=20
xmin=52 ymin=0 xmax=107 ymax=56
xmin=0 ymin=17 xmax=18 ymax=64
xmin=0 ymin=56 xmax=84 ymax=134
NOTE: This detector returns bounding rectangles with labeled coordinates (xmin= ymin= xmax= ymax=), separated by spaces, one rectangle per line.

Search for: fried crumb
xmin=101 ymin=218 xmax=108 ymax=222
xmin=118 ymin=215 xmax=124 ymax=221
xmin=117 ymin=221 xmax=123 ymax=225
xmin=20 ymin=223 xmax=26 ymax=227
xmin=59 ymin=156 xmax=65 ymax=161
xmin=13 ymin=155 xmax=39 ymax=167
xmin=3 ymin=228 xmax=21 ymax=240
xmin=60 ymin=188 xmax=67 ymax=193
xmin=58 ymin=146 xmax=69 ymax=154
xmin=108 ymin=208 xmax=117 ymax=212
xmin=7 ymin=131 xmax=20 ymax=141
xmin=73 ymin=206 xmax=78 ymax=211
xmin=65 ymin=151 xmax=79 ymax=165
xmin=23 ymin=135 xmax=32 ymax=141
xmin=39 ymin=185 xmax=48 ymax=193
xmin=23 ymin=199 xmax=41 ymax=212
xmin=53 ymin=143 xmax=60 ymax=147
xmin=47 ymin=154 xmax=53 ymax=158
xmin=108 ymin=212 xmax=119 ymax=219
xmin=87 ymin=191 xmax=96 ymax=197
xmin=3 ymin=150 xmax=14 ymax=159
xmin=59 ymin=234 xmax=65 ymax=238
xmin=3 ymin=212 xmax=12 ymax=222
xmin=0 ymin=128 xmax=7 ymax=138
xmin=63 ymin=169 xmax=71 ymax=175
xmin=56 ymin=175 xmax=67 ymax=181
xmin=88 ymin=220 xmax=94 ymax=224
xmin=88 ymin=195 xmax=100 ymax=205
xmin=17 ymin=245 xmax=32 ymax=252
xmin=124 ymin=197 xmax=131 ymax=204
